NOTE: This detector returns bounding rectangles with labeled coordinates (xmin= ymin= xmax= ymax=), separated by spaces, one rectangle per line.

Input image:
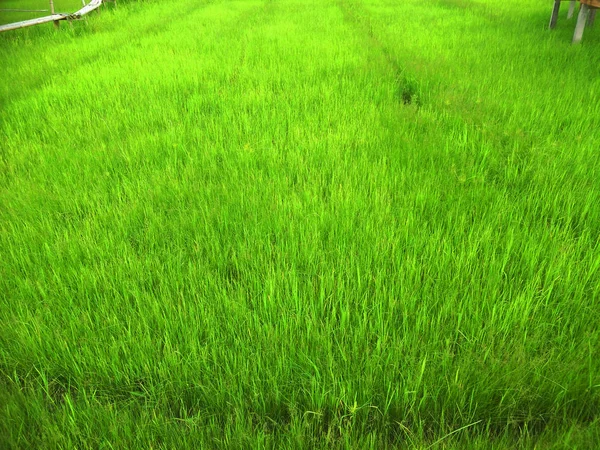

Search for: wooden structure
xmin=549 ymin=0 xmax=577 ymax=28
xmin=0 ymin=0 xmax=106 ymax=33
xmin=549 ymin=0 xmax=598 ymax=43
xmin=574 ymin=0 xmax=599 ymax=42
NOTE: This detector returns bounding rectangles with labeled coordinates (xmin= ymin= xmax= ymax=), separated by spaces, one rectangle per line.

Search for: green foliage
xmin=1 ymin=0 xmax=599 ymax=447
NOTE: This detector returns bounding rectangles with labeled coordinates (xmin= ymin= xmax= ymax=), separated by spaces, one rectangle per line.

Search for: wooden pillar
xmin=568 ymin=0 xmax=577 ymax=18
xmin=573 ymin=4 xmax=590 ymax=43
xmin=549 ymin=0 xmax=561 ymax=29
xmin=49 ymin=0 xmax=59 ymax=28
xmin=589 ymin=8 xmax=597 ymax=26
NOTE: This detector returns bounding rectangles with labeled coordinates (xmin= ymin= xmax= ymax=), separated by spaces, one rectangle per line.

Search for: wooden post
xmin=573 ymin=4 xmax=590 ymax=43
xmin=49 ymin=0 xmax=59 ymax=28
xmin=589 ymin=8 xmax=597 ymax=26
xmin=549 ymin=0 xmax=561 ymax=29
xmin=568 ymin=0 xmax=577 ymax=18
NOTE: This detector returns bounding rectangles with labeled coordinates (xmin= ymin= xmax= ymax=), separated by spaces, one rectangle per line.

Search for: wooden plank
xmin=573 ymin=4 xmax=590 ymax=43
xmin=549 ymin=0 xmax=561 ymax=29
xmin=0 ymin=14 xmax=67 ymax=32
xmin=72 ymin=0 xmax=103 ymax=17
xmin=581 ymin=0 xmax=600 ymax=7
xmin=0 ymin=9 xmax=50 ymax=12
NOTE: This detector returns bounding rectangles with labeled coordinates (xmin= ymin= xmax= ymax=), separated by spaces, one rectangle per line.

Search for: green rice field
xmin=1 ymin=0 xmax=599 ymax=448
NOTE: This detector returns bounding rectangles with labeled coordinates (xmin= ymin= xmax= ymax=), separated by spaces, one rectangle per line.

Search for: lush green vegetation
xmin=0 ymin=0 xmax=88 ymax=24
xmin=1 ymin=0 xmax=599 ymax=447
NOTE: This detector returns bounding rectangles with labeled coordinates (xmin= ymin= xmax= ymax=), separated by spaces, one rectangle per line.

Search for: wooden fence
xmin=0 ymin=0 xmax=108 ymax=33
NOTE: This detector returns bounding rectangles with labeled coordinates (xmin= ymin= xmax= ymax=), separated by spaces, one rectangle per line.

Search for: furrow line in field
xmin=336 ymin=0 xmax=424 ymax=107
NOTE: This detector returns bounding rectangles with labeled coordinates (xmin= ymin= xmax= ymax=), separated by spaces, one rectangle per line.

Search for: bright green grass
xmin=1 ymin=0 xmax=599 ymax=448
xmin=0 ymin=0 xmax=89 ymax=24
